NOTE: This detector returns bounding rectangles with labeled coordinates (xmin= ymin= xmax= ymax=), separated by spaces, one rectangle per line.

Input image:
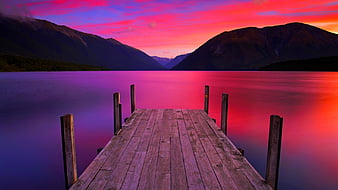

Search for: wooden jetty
xmin=61 ymin=85 xmax=283 ymax=190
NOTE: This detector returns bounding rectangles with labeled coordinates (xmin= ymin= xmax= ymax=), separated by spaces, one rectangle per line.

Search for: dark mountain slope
xmin=0 ymin=15 xmax=163 ymax=70
xmin=152 ymin=56 xmax=171 ymax=67
xmin=173 ymin=23 xmax=338 ymax=70
xmin=165 ymin=53 xmax=190 ymax=69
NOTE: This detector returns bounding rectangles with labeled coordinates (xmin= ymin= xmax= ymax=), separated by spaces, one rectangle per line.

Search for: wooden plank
xmin=71 ymin=109 xmax=148 ymax=190
xmin=121 ymin=111 xmax=161 ymax=189
xmin=199 ymin=111 xmax=272 ymax=190
xmin=137 ymin=109 xmax=164 ymax=190
xmin=60 ymin=114 xmax=78 ymax=189
xmin=187 ymin=110 xmax=208 ymax=138
xmin=101 ymin=109 xmax=150 ymax=171
xmin=195 ymin=111 xmax=256 ymax=190
xmin=137 ymin=109 xmax=158 ymax=152
xmin=103 ymin=136 xmax=141 ymax=189
xmin=171 ymin=137 xmax=188 ymax=190
xmin=69 ymin=140 xmax=113 ymax=190
xmin=133 ymin=109 xmax=152 ymax=137
xmin=71 ymin=109 xmax=274 ymax=190
xmin=154 ymin=137 xmax=171 ymax=190
xmin=121 ymin=151 xmax=147 ymax=190
xmin=71 ymin=109 xmax=145 ymax=189
xmin=182 ymin=109 xmax=222 ymax=190
xmin=188 ymin=110 xmax=239 ymax=190
xmin=86 ymin=170 xmax=110 ymax=190
xmin=163 ymin=108 xmax=176 ymax=120
xmin=199 ymin=137 xmax=239 ymax=190
xmin=266 ymin=115 xmax=283 ymax=190
xmin=177 ymin=110 xmax=204 ymax=190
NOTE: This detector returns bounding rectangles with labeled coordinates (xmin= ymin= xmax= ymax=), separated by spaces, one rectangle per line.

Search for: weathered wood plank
xmin=154 ymin=136 xmax=171 ymax=190
xmin=103 ymin=136 xmax=141 ymax=189
xmin=70 ymin=109 xmax=145 ymax=190
xmin=101 ymin=109 xmax=150 ymax=171
xmin=182 ymin=109 xmax=222 ymax=190
xmin=133 ymin=109 xmax=152 ymax=137
xmin=196 ymin=111 xmax=256 ymax=190
xmin=75 ymin=109 xmax=147 ymax=189
xmin=199 ymin=137 xmax=239 ymax=190
xmin=71 ymin=109 xmax=274 ymax=190
xmin=171 ymin=137 xmax=188 ymax=190
xmin=121 ymin=151 xmax=147 ymax=190
xmin=199 ymin=110 xmax=272 ymax=190
xmin=187 ymin=110 xmax=208 ymax=138
xmin=177 ymin=111 xmax=205 ymax=190
xmin=137 ymin=109 xmax=158 ymax=151
xmin=189 ymin=110 xmax=239 ymax=189
xmin=86 ymin=170 xmax=110 ymax=190
xmin=137 ymin=109 xmax=164 ymax=190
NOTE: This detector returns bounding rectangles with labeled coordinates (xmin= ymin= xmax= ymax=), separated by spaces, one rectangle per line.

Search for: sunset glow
xmin=2 ymin=0 xmax=337 ymax=57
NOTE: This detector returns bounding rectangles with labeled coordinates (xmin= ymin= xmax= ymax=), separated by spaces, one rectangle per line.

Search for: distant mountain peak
xmin=173 ymin=22 xmax=338 ymax=70
xmin=0 ymin=15 xmax=164 ymax=70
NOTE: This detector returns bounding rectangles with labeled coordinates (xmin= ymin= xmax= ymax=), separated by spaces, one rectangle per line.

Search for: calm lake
xmin=0 ymin=71 xmax=337 ymax=190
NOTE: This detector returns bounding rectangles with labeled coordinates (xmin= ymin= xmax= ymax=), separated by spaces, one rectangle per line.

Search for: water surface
xmin=0 ymin=71 xmax=337 ymax=189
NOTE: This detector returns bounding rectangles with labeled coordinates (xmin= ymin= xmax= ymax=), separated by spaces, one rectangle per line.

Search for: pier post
xmin=119 ymin=103 xmax=122 ymax=127
xmin=113 ymin=93 xmax=122 ymax=135
xmin=204 ymin=85 xmax=209 ymax=114
xmin=60 ymin=114 xmax=78 ymax=189
xmin=130 ymin=84 xmax=136 ymax=113
xmin=266 ymin=115 xmax=283 ymax=190
xmin=220 ymin=93 xmax=229 ymax=135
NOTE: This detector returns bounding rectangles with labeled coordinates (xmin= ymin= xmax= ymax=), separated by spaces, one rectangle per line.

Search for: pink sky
xmin=2 ymin=0 xmax=337 ymax=58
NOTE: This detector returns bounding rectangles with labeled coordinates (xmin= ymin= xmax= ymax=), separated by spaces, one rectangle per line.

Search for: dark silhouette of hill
xmin=152 ymin=56 xmax=171 ymax=67
xmin=165 ymin=53 xmax=190 ymax=69
xmin=173 ymin=23 xmax=338 ymax=70
xmin=152 ymin=53 xmax=190 ymax=69
xmin=259 ymin=56 xmax=338 ymax=71
xmin=0 ymin=14 xmax=164 ymax=70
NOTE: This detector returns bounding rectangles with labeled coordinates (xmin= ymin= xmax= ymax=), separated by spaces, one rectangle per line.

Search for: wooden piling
xmin=60 ymin=114 xmax=78 ymax=189
xmin=204 ymin=85 xmax=209 ymax=114
xmin=266 ymin=115 xmax=283 ymax=190
xmin=221 ymin=93 xmax=229 ymax=135
xmin=113 ymin=93 xmax=122 ymax=135
xmin=130 ymin=84 xmax=136 ymax=113
xmin=119 ymin=103 xmax=122 ymax=127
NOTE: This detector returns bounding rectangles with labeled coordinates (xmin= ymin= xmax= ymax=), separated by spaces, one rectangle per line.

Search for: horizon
xmin=1 ymin=0 xmax=337 ymax=58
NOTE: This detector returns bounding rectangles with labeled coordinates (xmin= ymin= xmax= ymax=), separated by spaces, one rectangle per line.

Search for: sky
xmin=1 ymin=0 xmax=337 ymax=58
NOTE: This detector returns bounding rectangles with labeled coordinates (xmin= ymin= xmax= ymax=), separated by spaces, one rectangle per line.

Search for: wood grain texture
xmin=60 ymin=114 xmax=77 ymax=189
xmin=266 ymin=115 xmax=283 ymax=190
xmin=70 ymin=109 xmax=273 ymax=190
xmin=221 ymin=93 xmax=229 ymax=135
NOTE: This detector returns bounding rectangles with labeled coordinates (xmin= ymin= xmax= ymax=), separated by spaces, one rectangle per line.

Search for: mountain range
xmin=152 ymin=53 xmax=190 ymax=69
xmin=1 ymin=15 xmax=337 ymax=71
xmin=0 ymin=14 xmax=164 ymax=70
xmin=173 ymin=22 xmax=338 ymax=70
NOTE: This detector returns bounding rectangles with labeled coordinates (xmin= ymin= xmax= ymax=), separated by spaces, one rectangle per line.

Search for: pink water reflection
xmin=1 ymin=71 xmax=337 ymax=190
